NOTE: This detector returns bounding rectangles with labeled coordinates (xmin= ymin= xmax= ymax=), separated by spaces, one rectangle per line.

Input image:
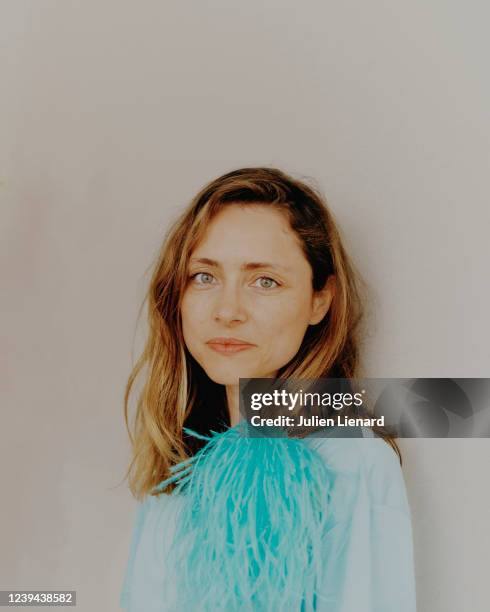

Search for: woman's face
xmin=180 ymin=204 xmax=334 ymax=386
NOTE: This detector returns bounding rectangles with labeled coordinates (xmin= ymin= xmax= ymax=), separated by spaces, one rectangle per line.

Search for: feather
xmin=156 ymin=421 xmax=333 ymax=611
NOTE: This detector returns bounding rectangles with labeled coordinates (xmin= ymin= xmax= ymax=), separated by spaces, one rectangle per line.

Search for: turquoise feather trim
xmin=157 ymin=422 xmax=333 ymax=611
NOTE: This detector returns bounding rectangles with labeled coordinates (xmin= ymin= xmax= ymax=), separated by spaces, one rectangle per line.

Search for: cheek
xmin=258 ymin=293 xmax=312 ymax=344
xmin=181 ymin=292 xmax=218 ymax=365
xmin=264 ymin=291 xmax=311 ymax=324
xmin=180 ymin=294 xmax=204 ymax=344
xmin=182 ymin=288 xmax=206 ymax=315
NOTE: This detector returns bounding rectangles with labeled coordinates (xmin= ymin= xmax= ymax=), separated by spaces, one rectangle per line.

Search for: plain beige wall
xmin=1 ymin=2 xmax=489 ymax=611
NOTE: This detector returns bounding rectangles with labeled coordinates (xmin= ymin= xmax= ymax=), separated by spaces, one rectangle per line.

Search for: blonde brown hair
xmin=124 ymin=167 xmax=401 ymax=500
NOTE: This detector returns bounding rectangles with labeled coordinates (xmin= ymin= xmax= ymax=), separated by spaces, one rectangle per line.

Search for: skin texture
xmin=180 ymin=204 xmax=335 ymax=425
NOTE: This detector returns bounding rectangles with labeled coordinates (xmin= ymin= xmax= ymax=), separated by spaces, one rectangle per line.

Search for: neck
xmin=226 ymin=371 xmax=279 ymax=427
xmin=226 ymin=385 xmax=240 ymax=427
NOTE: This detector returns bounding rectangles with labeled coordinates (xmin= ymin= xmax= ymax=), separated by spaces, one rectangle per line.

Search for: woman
xmin=120 ymin=167 xmax=417 ymax=611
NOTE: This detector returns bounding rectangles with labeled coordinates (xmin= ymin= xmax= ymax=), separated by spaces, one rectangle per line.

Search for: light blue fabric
xmin=120 ymin=428 xmax=417 ymax=611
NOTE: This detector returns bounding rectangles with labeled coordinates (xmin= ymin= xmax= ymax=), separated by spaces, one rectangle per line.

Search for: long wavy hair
xmin=124 ymin=167 xmax=401 ymax=500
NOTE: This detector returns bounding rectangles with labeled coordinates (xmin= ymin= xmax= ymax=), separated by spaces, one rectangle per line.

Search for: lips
xmin=206 ymin=337 xmax=256 ymax=355
xmin=207 ymin=337 xmax=254 ymax=345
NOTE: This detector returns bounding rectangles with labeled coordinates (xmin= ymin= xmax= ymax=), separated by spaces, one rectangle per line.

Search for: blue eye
xmin=191 ymin=272 xmax=215 ymax=285
xmin=189 ymin=273 xmax=280 ymax=289
xmin=254 ymin=277 xmax=279 ymax=289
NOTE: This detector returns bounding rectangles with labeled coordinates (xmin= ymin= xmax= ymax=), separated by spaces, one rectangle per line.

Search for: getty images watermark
xmin=239 ymin=378 xmax=490 ymax=438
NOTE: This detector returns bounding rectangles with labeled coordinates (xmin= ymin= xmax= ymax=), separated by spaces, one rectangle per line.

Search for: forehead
xmin=191 ymin=205 xmax=305 ymax=264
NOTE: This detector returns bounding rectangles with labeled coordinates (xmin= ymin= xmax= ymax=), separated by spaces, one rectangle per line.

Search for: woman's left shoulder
xmin=306 ymin=427 xmax=410 ymax=513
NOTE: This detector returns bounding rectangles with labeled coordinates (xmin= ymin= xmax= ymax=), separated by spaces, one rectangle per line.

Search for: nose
xmin=212 ymin=283 xmax=248 ymax=325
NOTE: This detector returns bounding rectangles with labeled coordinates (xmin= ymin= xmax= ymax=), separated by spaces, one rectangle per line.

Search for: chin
xmin=204 ymin=369 xmax=242 ymax=386
xmin=202 ymin=363 xmax=254 ymax=387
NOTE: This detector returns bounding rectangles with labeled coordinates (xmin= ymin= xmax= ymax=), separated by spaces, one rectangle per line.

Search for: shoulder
xmin=306 ymin=426 xmax=400 ymax=475
xmin=306 ymin=427 xmax=410 ymax=515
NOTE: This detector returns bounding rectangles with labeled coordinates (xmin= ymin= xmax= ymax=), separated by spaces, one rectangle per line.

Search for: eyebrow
xmin=189 ymin=257 xmax=291 ymax=272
